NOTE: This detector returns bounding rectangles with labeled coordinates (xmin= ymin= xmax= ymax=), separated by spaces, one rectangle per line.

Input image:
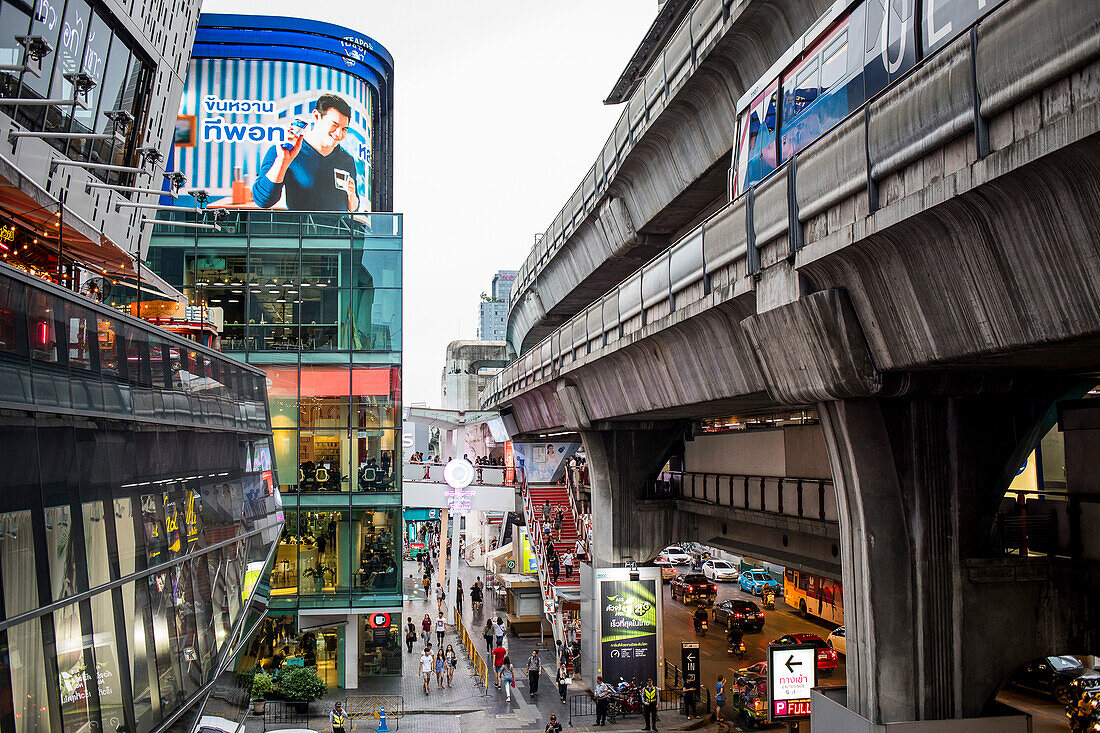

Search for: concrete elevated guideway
xmin=486 ymin=0 xmax=1100 ymax=729
xmin=505 ymin=0 xmax=835 ymax=354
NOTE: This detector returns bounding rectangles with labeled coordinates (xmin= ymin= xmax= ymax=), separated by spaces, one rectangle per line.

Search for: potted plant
xmin=303 ymin=563 xmax=333 ymax=593
xmin=251 ymin=671 xmax=273 ymax=714
xmin=277 ymin=666 xmax=327 ymax=713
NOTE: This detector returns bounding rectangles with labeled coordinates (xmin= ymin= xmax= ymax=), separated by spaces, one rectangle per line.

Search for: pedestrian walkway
xmin=240 ymin=555 xmax=714 ymax=731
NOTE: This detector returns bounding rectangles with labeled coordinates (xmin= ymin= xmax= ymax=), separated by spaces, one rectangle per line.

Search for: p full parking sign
xmin=767 ymin=643 xmax=817 ymax=723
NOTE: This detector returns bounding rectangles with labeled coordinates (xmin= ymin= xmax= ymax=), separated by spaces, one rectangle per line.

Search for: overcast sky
xmin=202 ymin=0 xmax=658 ymax=405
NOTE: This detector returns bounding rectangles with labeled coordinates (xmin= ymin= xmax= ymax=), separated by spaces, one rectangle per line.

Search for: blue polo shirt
xmin=252 ymin=140 xmax=357 ymax=211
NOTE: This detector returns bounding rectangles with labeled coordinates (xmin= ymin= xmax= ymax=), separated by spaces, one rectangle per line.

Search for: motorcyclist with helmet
xmin=692 ymin=604 xmax=708 ymax=635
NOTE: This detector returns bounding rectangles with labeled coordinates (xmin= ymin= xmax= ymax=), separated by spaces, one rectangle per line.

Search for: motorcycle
xmin=609 ymin=678 xmax=643 ymax=717
xmin=762 ymin=590 xmax=776 ymax=610
xmin=726 ymin=639 xmax=746 ymax=659
xmin=694 ymin=618 xmax=708 ymax=637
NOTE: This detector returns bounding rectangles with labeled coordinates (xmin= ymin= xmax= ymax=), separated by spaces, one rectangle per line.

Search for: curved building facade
xmin=167 ymin=14 xmax=394 ymax=212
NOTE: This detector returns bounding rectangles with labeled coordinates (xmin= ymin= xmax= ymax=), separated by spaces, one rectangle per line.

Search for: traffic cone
xmin=376 ymin=707 xmax=391 ymax=732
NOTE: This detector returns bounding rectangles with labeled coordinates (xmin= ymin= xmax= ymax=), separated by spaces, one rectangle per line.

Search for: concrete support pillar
xmin=344 ymin=614 xmax=358 ymax=690
xmin=818 ymin=389 xmax=1098 ymax=724
xmin=579 ymin=426 xmax=683 ymax=568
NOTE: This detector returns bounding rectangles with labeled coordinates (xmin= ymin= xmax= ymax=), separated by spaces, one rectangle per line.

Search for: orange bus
xmin=784 ymin=569 xmax=843 ymax=625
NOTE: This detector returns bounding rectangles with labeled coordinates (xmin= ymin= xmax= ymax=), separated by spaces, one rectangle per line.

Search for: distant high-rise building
xmin=478 ymin=270 xmax=518 ymax=340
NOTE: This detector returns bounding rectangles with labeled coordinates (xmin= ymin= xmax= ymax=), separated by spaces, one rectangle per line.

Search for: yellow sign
xmin=0 ymin=225 xmax=14 ymax=243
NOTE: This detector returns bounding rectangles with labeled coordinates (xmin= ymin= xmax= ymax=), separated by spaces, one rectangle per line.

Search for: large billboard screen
xmin=171 ymin=58 xmax=373 ymax=211
xmin=599 ymin=578 xmax=658 ymax=684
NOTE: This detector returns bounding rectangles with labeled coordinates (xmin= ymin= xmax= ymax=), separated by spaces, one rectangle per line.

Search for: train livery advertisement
xmin=171 ymin=57 xmax=373 ymax=211
xmin=600 ymin=579 xmax=658 ymax=685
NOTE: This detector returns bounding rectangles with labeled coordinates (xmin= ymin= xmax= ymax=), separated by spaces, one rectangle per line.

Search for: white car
xmin=194 ymin=716 xmax=243 ymax=733
xmin=702 ymin=560 xmax=739 ymax=582
xmin=658 ymin=546 xmax=691 ymax=565
xmin=826 ymin=626 xmax=846 ymax=655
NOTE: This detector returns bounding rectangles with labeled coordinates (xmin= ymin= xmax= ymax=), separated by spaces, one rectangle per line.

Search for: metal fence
xmin=453 ymin=608 xmax=490 ymax=694
xmin=344 ymin=695 xmax=403 ymax=730
xmin=262 ymin=701 xmax=309 ymax=731
xmin=655 ymin=470 xmax=838 ymax=523
xmin=568 ymin=688 xmax=704 ymax=726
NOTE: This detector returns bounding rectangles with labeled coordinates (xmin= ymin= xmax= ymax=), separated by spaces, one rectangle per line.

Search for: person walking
xmin=482 ymin=618 xmax=494 ymax=656
xmin=435 ymin=582 xmax=446 ymax=612
xmin=554 ymin=508 xmax=564 ymax=542
xmin=594 ymin=675 xmax=611 ymax=726
xmin=492 ymin=616 xmax=507 ymax=648
xmin=492 ymin=643 xmax=508 ymax=688
xmin=575 ymin=537 xmax=585 ymax=562
xmin=549 ymin=551 xmax=560 ymax=584
xmin=419 ymin=648 xmax=434 ymax=695
xmin=545 ymin=713 xmax=563 ymax=733
xmin=405 ymin=618 xmax=417 ymax=653
xmin=501 ymin=656 xmax=515 ymax=701
xmin=642 ymin=679 xmax=659 ymax=731
xmin=445 ymin=644 xmax=457 ymax=687
xmin=555 ymin=661 xmax=571 ymax=704
xmin=542 ymin=499 xmax=552 ymax=524
xmin=434 ymin=649 xmax=446 ymax=689
xmin=330 ymin=701 xmax=348 ymax=733
xmin=422 ymin=570 xmax=431 ymax=597
xmin=420 ymin=614 xmax=432 ymax=645
xmin=456 ymin=579 xmax=464 ymax=613
xmin=470 ymin=579 xmax=483 ymax=614
xmin=562 ymin=551 xmax=574 ymax=579
xmin=435 ymin=611 xmax=446 ymax=646
xmin=526 ymin=650 xmax=541 ymax=696
xmin=682 ymin=672 xmax=699 ymax=719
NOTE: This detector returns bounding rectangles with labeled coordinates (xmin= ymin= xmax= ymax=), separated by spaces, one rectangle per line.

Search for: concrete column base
xmin=810 ymin=688 xmax=1030 ymax=733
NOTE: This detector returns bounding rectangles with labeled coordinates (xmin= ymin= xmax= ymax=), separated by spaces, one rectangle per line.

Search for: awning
xmin=485 ymin=543 xmax=512 ymax=574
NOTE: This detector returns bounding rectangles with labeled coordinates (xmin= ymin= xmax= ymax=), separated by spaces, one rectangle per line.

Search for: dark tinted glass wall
xmin=0 ymin=262 xmax=281 ymax=733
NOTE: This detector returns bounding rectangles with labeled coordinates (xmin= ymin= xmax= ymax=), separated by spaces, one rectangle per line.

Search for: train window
xmin=764 ymin=91 xmax=778 ymax=132
xmin=790 ymin=61 xmax=820 ymax=118
xmin=820 ymin=31 xmax=848 ymax=89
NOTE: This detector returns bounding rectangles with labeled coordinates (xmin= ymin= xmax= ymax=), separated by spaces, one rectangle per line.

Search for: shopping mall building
xmin=148 ymin=14 xmax=402 ymax=689
xmin=0 ymin=0 xmax=287 ymax=731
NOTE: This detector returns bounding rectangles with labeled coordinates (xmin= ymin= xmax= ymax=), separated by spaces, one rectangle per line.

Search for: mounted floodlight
xmin=139 ymin=147 xmax=163 ymax=169
xmin=63 ymin=72 xmax=96 ymax=101
xmin=190 ymin=190 xmax=210 ymax=208
xmin=16 ymin=36 xmax=52 ymax=63
xmin=163 ymin=171 xmax=187 ymax=193
xmin=209 ymin=209 xmax=229 ymax=224
xmin=86 ymin=180 xmax=178 ymax=198
xmin=103 ymin=109 xmax=133 ymax=133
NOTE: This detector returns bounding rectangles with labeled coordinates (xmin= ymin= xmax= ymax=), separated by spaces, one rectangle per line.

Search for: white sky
xmin=201 ymin=0 xmax=658 ymax=405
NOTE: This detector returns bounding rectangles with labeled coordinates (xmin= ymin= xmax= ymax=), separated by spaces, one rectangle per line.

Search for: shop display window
xmin=359 ymin=615 xmax=401 ymax=676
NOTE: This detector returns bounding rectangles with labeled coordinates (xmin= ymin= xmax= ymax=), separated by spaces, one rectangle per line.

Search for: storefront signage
xmin=599 ymin=578 xmax=658 ymax=685
xmin=767 ymin=643 xmax=817 ymax=722
xmin=506 ymin=560 xmax=515 ymax=570
xmin=0 ymin=225 xmax=15 ymax=243
xmin=369 ymin=613 xmax=390 ymax=628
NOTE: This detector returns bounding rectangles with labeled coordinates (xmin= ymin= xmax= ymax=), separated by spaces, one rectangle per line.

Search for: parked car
xmin=670 ymin=573 xmax=717 ymax=606
xmin=771 ymin=633 xmax=838 ymax=674
xmin=658 ymin=545 xmax=692 ymax=565
xmin=826 ymin=626 xmax=846 ymax=655
xmin=739 ymin=568 xmax=780 ymax=596
xmin=702 ymin=560 xmax=739 ymax=582
xmin=713 ymin=599 xmax=765 ymax=632
xmin=1006 ymin=655 xmax=1088 ymax=704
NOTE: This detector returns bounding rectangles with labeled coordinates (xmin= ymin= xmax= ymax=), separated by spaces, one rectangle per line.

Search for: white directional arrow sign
xmin=767 ymin=644 xmax=817 ymax=722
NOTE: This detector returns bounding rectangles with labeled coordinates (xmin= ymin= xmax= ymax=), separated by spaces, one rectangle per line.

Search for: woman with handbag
xmin=556 ymin=662 xmax=571 ymax=703
xmin=445 ymin=644 xmax=458 ymax=687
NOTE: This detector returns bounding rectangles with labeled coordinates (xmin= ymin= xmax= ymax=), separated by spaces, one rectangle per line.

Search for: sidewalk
xmin=243 ymin=556 xmax=722 ymax=731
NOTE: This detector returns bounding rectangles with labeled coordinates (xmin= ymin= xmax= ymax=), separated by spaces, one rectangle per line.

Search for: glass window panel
xmin=264 ymin=366 xmax=298 ymax=429
xmin=67 ymin=305 xmax=93 ymax=370
xmin=22 ymin=0 xmax=58 ymax=102
xmin=298 ymin=430 xmax=349 ymax=493
xmin=123 ymin=323 xmax=150 ymax=386
xmin=0 ymin=511 xmax=39 ymax=617
xmin=0 ymin=275 xmax=26 ymax=356
xmin=352 ymin=429 xmax=398 ymax=493
xmin=28 ymin=289 xmax=60 ymax=362
xmin=54 ymin=604 xmax=91 ymax=729
xmin=44 ymin=0 xmax=93 ymax=136
xmin=3 ymin=618 xmax=53 ymax=732
xmin=122 ymin=576 xmax=159 ymax=733
xmin=272 ymin=429 xmax=297 ymax=490
xmin=358 ymin=615 xmax=400 ymax=676
xmin=88 ymin=587 xmax=125 ymax=726
xmin=83 ymin=501 xmax=109 ymax=587
xmin=0 ymin=2 xmax=32 ymax=101
xmin=97 ymin=316 xmax=122 ymax=378
xmin=297 ymin=510 xmax=341 ymax=594
xmin=300 ymin=396 xmax=350 ymax=428
xmin=820 ymin=32 xmax=848 ymax=89
xmin=45 ymin=504 xmax=77 ymax=601
xmin=353 ymin=507 xmax=399 ymax=596
xmin=148 ymin=340 xmax=167 ymax=388
xmin=273 ymin=509 xmax=299 ymax=596
xmin=69 ymin=10 xmax=109 ymax=133
xmin=350 ymin=249 xmax=400 ymax=289
xmin=342 ymin=288 xmax=400 ymax=352
xmin=114 ymin=498 xmax=137 ymax=576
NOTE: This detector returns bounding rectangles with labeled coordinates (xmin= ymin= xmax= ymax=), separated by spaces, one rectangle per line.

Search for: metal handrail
xmin=657 ymin=470 xmax=837 ymax=523
xmin=453 ymin=607 xmax=490 ymax=694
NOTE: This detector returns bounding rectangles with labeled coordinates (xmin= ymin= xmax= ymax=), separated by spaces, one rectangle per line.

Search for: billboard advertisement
xmin=512 ymin=442 xmax=579 ymax=484
xmin=599 ymin=578 xmax=658 ymax=684
xmin=171 ymin=57 xmax=373 ymax=211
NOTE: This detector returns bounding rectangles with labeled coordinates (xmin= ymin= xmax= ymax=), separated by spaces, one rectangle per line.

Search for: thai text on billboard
xmin=600 ymin=579 xmax=658 ymax=684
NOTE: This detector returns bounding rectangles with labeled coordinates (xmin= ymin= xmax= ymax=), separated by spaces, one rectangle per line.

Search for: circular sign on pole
xmin=506 ymin=560 xmax=516 ymax=570
xmin=443 ymin=459 xmax=475 ymax=490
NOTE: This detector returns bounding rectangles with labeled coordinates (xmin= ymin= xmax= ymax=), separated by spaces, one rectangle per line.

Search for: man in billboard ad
xmin=600 ymin=579 xmax=658 ymax=684
xmin=252 ymin=94 xmax=360 ymax=211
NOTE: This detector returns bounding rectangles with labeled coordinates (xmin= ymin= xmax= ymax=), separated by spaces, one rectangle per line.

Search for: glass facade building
xmin=149 ymin=211 xmax=402 ymax=688
xmin=0 ymin=262 xmax=281 ymax=733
